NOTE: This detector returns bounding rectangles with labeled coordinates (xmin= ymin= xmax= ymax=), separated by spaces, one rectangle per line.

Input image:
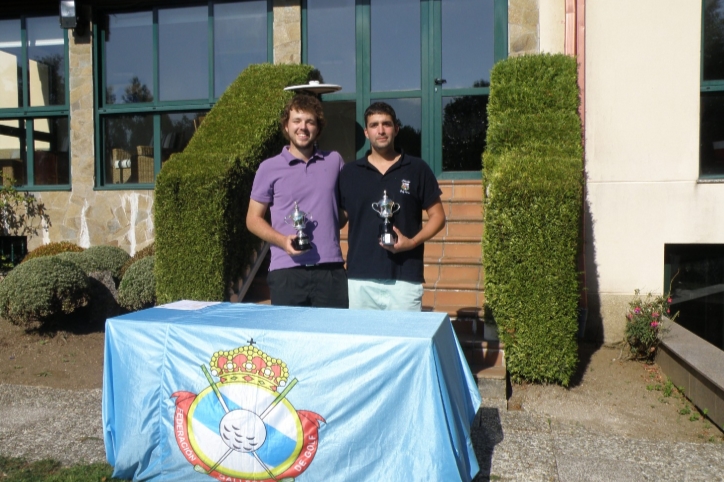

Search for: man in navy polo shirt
xmin=246 ymin=94 xmax=348 ymax=308
xmin=339 ymin=102 xmax=446 ymax=311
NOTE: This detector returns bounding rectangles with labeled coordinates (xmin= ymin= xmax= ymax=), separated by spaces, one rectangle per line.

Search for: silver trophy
xmin=284 ymin=201 xmax=313 ymax=251
xmin=371 ymin=190 xmax=401 ymax=246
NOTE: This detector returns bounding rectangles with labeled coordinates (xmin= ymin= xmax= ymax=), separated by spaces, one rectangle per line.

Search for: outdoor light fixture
xmin=59 ymin=1 xmax=78 ymax=29
xmin=284 ymin=80 xmax=342 ymax=96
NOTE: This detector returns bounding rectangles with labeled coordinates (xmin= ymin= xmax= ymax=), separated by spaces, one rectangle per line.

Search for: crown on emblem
xmin=209 ymin=344 xmax=289 ymax=391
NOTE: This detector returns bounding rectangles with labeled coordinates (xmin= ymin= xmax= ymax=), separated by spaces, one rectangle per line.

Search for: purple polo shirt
xmin=250 ymin=146 xmax=345 ymax=271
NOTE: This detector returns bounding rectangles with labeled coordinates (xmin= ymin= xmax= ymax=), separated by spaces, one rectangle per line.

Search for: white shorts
xmin=347 ymin=278 xmax=423 ymax=312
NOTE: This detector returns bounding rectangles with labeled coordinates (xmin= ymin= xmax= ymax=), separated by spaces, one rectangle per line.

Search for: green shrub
xmin=118 ymin=256 xmax=155 ymax=311
xmin=21 ymin=241 xmax=84 ymax=263
xmin=60 ymin=246 xmax=130 ymax=284
xmin=0 ymin=256 xmax=90 ymax=326
xmin=155 ymin=63 xmax=314 ymax=302
xmin=120 ymin=243 xmax=155 ymax=280
xmin=482 ymin=54 xmax=582 ymax=386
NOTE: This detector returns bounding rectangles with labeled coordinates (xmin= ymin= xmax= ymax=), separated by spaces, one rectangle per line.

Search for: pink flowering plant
xmin=624 ymin=289 xmax=679 ymax=362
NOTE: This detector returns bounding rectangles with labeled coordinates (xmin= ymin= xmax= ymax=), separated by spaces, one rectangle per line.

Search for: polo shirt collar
xmin=281 ymin=145 xmax=324 ymax=165
xmin=356 ymin=150 xmax=410 ymax=173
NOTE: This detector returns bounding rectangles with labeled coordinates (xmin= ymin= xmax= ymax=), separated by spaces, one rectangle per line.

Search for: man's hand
xmin=246 ymin=199 xmax=305 ymax=256
xmin=379 ymin=198 xmax=446 ymax=254
xmin=282 ymin=234 xmax=305 ymax=256
xmin=380 ymin=226 xmax=416 ymax=253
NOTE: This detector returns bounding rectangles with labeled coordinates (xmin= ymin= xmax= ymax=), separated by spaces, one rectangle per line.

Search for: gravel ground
xmin=2 ymin=384 xmax=724 ymax=481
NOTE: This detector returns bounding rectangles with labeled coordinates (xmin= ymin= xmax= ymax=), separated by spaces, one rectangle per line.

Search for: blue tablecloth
xmin=103 ymin=302 xmax=481 ymax=481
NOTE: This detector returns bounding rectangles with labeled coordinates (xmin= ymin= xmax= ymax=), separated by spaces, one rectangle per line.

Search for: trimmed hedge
xmin=118 ymin=256 xmax=155 ymax=311
xmin=120 ymin=243 xmax=155 ymax=280
xmin=482 ymin=54 xmax=582 ymax=386
xmin=155 ymin=63 xmax=314 ymax=303
xmin=56 ymin=246 xmax=130 ymax=284
xmin=0 ymin=256 xmax=90 ymax=326
xmin=21 ymin=241 xmax=84 ymax=263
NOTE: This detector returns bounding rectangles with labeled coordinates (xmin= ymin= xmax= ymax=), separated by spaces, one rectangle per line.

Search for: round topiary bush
xmin=21 ymin=241 xmax=84 ymax=263
xmin=118 ymin=256 xmax=155 ymax=311
xmin=0 ymin=256 xmax=90 ymax=326
xmin=58 ymin=246 xmax=130 ymax=284
xmin=119 ymin=243 xmax=155 ymax=280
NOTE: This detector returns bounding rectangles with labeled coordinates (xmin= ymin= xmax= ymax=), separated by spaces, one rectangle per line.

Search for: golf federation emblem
xmin=172 ymin=343 xmax=325 ymax=481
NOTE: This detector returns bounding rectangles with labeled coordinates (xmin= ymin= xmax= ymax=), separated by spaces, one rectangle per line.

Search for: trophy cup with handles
xmin=284 ymin=201 xmax=312 ymax=251
xmin=371 ymin=190 xmax=401 ymax=246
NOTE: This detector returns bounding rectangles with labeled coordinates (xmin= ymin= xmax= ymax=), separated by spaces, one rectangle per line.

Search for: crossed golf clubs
xmin=195 ymin=364 xmax=298 ymax=480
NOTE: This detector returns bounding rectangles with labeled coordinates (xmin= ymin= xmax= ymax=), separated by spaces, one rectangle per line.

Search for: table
xmin=103 ymin=302 xmax=481 ymax=481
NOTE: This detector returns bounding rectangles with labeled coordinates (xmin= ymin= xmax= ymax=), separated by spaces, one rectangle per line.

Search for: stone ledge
xmin=658 ymin=321 xmax=724 ymax=431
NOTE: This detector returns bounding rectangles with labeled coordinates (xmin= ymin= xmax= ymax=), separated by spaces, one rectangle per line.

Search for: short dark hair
xmin=364 ymin=102 xmax=398 ymax=127
xmin=280 ymin=94 xmax=326 ymax=139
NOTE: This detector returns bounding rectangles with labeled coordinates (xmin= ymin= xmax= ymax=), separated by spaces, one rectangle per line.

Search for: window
xmin=304 ymin=0 xmax=506 ymax=177
xmin=701 ymin=0 xmax=724 ymax=177
xmin=0 ymin=16 xmax=70 ymax=189
xmin=96 ymin=1 xmax=271 ymax=187
xmin=665 ymin=244 xmax=724 ymax=350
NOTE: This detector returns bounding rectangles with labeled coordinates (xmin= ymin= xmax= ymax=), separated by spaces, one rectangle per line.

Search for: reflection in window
xmin=33 ymin=117 xmax=69 ymax=185
xmin=105 ymin=12 xmax=154 ymax=105
xmin=159 ymin=6 xmax=208 ymax=101
xmin=699 ymin=93 xmax=724 ymax=176
xmin=371 ymin=0 xmax=420 ymax=92
xmin=371 ymin=98 xmax=421 ymax=157
xmin=214 ymin=1 xmax=267 ymax=98
xmin=704 ymin=0 xmax=724 ymax=81
xmin=161 ymin=111 xmax=206 ymax=163
xmin=307 ymin=0 xmax=356 ymax=93
xmin=442 ymin=0 xmax=494 ymax=88
xmin=442 ymin=95 xmax=487 ymax=171
xmin=666 ymin=244 xmax=724 ymax=350
xmin=104 ymin=114 xmax=154 ymax=184
xmin=27 ymin=17 xmax=65 ymax=107
xmin=0 ymin=119 xmax=26 ymax=185
xmin=0 ymin=19 xmax=22 ymax=109
xmin=318 ymin=101 xmax=357 ymax=163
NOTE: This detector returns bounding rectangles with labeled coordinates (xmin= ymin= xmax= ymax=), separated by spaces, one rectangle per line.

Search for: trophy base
xmin=379 ymin=223 xmax=397 ymax=246
xmin=292 ymin=237 xmax=312 ymax=251
xmin=379 ymin=231 xmax=397 ymax=247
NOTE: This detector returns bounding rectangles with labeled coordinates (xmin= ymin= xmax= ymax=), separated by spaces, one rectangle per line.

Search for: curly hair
xmin=280 ymin=94 xmax=326 ymax=139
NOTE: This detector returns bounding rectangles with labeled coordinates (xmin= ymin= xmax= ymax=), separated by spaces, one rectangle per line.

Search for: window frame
xmin=302 ymin=0 xmax=507 ymax=179
xmin=0 ymin=15 xmax=71 ymax=191
xmin=93 ymin=0 xmax=274 ymax=189
xmin=700 ymin=0 xmax=724 ymax=180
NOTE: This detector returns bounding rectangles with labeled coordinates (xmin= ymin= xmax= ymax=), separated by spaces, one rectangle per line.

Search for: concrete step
xmin=470 ymin=365 xmax=508 ymax=400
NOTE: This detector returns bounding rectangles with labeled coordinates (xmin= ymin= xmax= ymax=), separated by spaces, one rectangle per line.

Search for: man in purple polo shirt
xmin=246 ymin=94 xmax=348 ymax=308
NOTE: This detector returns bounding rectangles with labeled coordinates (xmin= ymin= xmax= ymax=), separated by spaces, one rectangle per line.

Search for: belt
xmin=292 ymin=262 xmax=345 ymax=270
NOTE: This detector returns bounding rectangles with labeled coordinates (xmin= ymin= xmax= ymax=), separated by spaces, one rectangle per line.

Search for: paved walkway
xmin=1 ymin=385 xmax=723 ymax=481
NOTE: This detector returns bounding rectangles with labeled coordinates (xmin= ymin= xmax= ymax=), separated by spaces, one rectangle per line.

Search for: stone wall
xmin=510 ymin=0 xmax=540 ymax=56
xmin=28 ymin=29 xmax=154 ymax=256
xmin=273 ymin=0 xmax=301 ymax=65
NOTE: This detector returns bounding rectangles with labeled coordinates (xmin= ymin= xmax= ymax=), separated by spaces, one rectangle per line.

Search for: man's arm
xmin=246 ymin=199 xmax=302 ymax=256
xmin=382 ymin=198 xmax=446 ymax=254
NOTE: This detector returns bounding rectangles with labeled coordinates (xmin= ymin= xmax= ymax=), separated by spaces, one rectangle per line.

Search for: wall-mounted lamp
xmin=59 ymin=1 xmax=78 ymax=29
xmin=59 ymin=0 xmax=88 ymax=36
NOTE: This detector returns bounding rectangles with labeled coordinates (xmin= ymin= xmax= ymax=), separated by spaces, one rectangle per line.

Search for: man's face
xmin=364 ymin=113 xmax=398 ymax=152
xmin=284 ymin=109 xmax=319 ymax=150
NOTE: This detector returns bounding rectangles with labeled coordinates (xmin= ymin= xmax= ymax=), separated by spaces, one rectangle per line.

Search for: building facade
xmin=2 ymin=0 xmax=723 ymax=349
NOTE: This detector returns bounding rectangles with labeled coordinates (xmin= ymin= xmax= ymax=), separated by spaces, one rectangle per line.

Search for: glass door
xmin=305 ymin=0 xmax=506 ymax=177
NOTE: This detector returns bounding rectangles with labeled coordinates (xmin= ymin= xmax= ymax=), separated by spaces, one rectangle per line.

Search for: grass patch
xmin=0 ymin=456 xmax=125 ymax=481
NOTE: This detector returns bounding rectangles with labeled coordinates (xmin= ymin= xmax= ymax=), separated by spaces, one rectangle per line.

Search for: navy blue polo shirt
xmin=339 ymin=152 xmax=442 ymax=283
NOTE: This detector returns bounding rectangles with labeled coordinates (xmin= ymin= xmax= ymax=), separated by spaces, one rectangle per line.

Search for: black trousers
xmin=266 ymin=263 xmax=349 ymax=308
